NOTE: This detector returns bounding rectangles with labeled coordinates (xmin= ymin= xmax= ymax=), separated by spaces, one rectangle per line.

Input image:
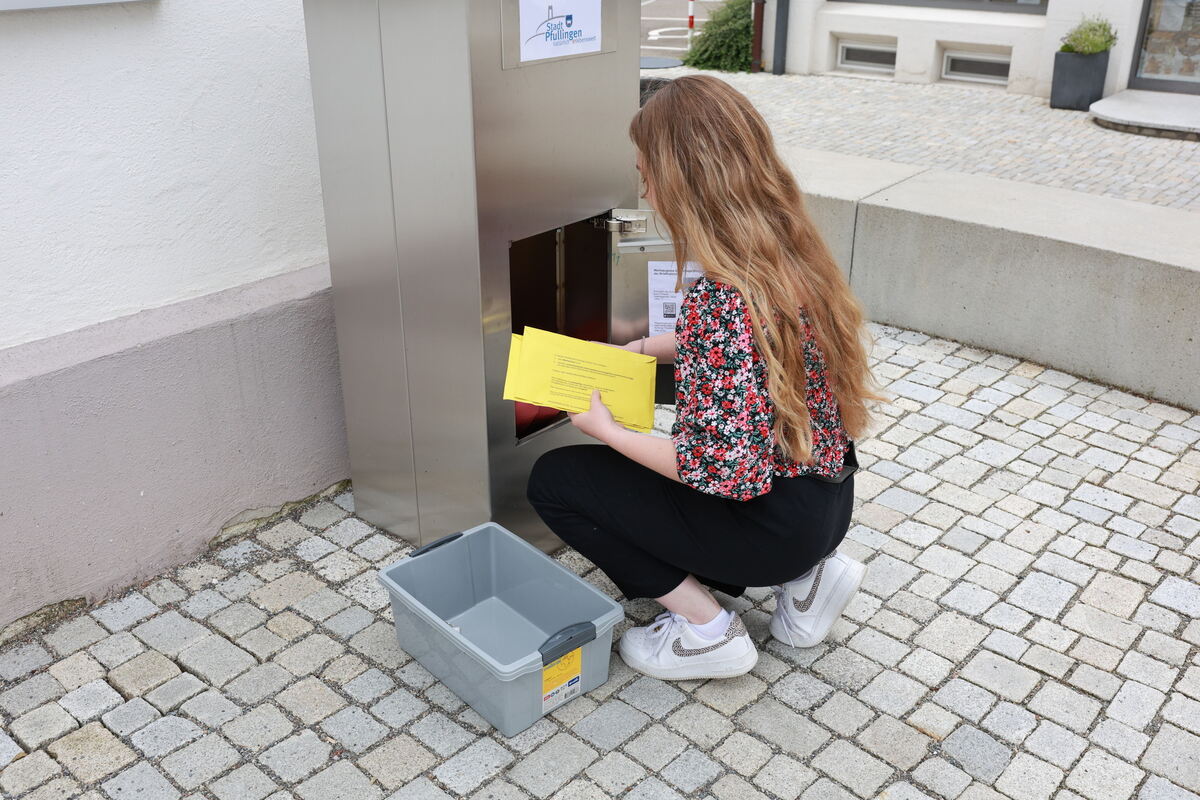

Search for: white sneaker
xmin=619 ymin=610 xmax=758 ymax=680
xmin=770 ymin=552 xmax=866 ymax=648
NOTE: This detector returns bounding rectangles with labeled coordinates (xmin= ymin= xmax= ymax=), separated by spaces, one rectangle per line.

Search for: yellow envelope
xmin=503 ymin=328 xmax=657 ymax=433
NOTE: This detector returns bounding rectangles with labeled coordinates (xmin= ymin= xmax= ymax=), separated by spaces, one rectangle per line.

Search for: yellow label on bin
xmin=541 ymin=647 xmax=582 ymax=713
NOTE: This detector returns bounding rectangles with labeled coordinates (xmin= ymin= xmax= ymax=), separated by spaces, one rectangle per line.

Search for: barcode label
xmin=663 ymin=302 xmax=677 ymax=318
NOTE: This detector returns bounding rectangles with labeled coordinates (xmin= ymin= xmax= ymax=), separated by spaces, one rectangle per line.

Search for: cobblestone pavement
xmin=642 ymin=68 xmax=1200 ymax=212
xmin=3 ymin=322 xmax=1200 ymax=800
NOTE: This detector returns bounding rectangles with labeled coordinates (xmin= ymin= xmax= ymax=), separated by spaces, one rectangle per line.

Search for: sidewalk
xmin=2 ymin=322 xmax=1198 ymax=800
xmin=644 ymin=68 xmax=1200 ymax=212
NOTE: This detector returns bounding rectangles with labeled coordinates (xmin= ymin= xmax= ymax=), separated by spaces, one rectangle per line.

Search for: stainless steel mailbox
xmin=302 ymin=0 xmax=661 ymax=551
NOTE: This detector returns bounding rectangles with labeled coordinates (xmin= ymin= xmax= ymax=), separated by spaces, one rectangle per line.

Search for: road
xmin=640 ymin=0 xmax=727 ymax=55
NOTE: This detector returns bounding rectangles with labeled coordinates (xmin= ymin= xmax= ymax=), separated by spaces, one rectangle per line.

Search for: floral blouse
xmin=672 ymin=276 xmax=851 ymax=500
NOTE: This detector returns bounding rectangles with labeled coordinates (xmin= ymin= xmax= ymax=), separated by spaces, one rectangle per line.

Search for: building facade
xmin=764 ymin=0 xmax=1199 ymax=98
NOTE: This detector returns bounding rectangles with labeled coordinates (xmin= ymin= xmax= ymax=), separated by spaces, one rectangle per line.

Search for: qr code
xmin=663 ymin=302 xmax=677 ymax=318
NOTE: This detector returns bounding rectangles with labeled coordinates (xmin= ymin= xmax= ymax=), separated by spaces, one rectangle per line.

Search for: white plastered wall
xmin=0 ymin=0 xmax=329 ymax=350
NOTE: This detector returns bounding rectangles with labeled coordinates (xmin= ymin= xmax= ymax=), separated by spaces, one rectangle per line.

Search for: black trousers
xmin=527 ymin=444 xmax=855 ymax=600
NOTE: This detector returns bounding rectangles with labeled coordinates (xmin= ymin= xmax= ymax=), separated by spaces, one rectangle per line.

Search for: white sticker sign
xmin=519 ymin=0 xmax=602 ymax=63
xmin=648 ymin=261 xmax=703 ymax=336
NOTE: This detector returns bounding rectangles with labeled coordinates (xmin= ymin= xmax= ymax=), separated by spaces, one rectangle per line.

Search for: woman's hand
xmin=568 ymin=390 xmax=621 ymax=443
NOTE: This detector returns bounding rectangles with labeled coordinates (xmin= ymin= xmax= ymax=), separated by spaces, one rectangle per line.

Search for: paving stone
xmin=585 ymin=751 xmax=648 ymax=795
xmin=250 ymin=572 xmax=326 ymax=613
xmin=358 ymin=734 xmax=437 ymax=789
xmin=1141 ymin=724 xmax=1200 ymax=793
xmin=99 ymin=762 xmax=181 ymax=800
xmin=1149 ymin=577 xmax=1200 ymax=616
xmin=1118 ymin=651 xmax=1178 ymax=693
xmin=1066 ymin=747 xmax=1145 ymax=800
xmin=572 ymin=699 xmax=650 ymax=750
xmin=368 ymin=687 xmax=426 ymax=728
xmin=810 ymin=647 xmax=884 ymax=691
xmin=180 ymin=690 xmax=240 ymax=727
xmin=410 ymin=712 xmax=477 ymax=757
xmin=1108 ymin=680 xmax=1166 ymax=730
xmin=753 ymin=753 xmax=818 ymax=800
xmin=858 ymin=669 xmax=927 ymax=717
xmin=181 ymin=589 xmax=232 ymax=619
xmin=208 ymin=602 xmax=269 ymax=638
xmin=144 ymin=673 xmax=206 ymax=713
xmin=713 ymin=730 xmax=772 ymax=775
xmin=933 ymin=678 xmax=996 ymax=723
xmin=857 ymin=714 xmax=932 ymax=769
xmin=131 ymin=715 xmax=204 ymax=757
xmin=316 ymin=706 xmax=387 ymax=753
xmin=323 ymin=606 xmax=376 ymax=639
xmin=45 ymin=617 xmax=108 ymax=657
xmin=131 ymin=611 xmax=211 ymax=657
xmin=292 ymin=759 xmax=380 ymax=800
xmin=90 ymin=633 xmax=145 ymax=669
xmin=344 ymin=667 xmax=395 ymax=703
xmin=432 ymin=738 xmax=514 ymax=795
xmin=58 ymin=678 xmax=123 ymax=722
xmin=619 ymin=676 xmax=686 ymax=719
xmin=1028 ymin=683 xmax=1101 ymax=733
xmin=662 ymin=747 xmax=722 ymax=794
xmin=178 ymin=636 xmax=256 ymax=687
xmin=666 ymin=702 xmax=735 ymax=749
xmin=961 ymin=650 xmax=1041 ymax=702
xmin=1089 ymin=718 xmax=1150 ymax=762
xmin=210 ymin=763 xmax=276 ymax=800
xmin=507 ymin=732 xmax=598 ymax=798
xmin=1024 ymin=720 xmax=1087 ymax=769
xmin=259 ymin=520 xmax=310 ymax=550
xmin=813 ymin=691 xmax=875 ymax=736
xmin=109 ymin=651 xmax=180 ymax=698
xmin=48 ymin=651 xmax=107 ymax=691
xmin=11 ymin=701 xmax=80 ymax=750
xmin=1 ymin=750 xmax=61 ymax=795
xmin=224 ymin=704 xmax=294 ymax=750
xmin=739 ymin=696 xmax=830 ymax=758
xmin=770 ymin=671 xmax=833 ymax=711
xmin=92 ymin=593 xmax=159 ymax=633
xmin=0 ymin=731 xmax=23 ymax=770
xmin=995 ymin=752 xmax=1064 ymax=800
xmin=160 ymin=734 xmax=241 ymax=790
xmin=349 ymin=621 xmax=408 ymax=668
xmin=812 ymin=739 xmax=893 ymax=797
xmin=293 ymin=587 xmax=352 ymax=622
xmin=914 ymin=612 xmax=989 ymax=661
xmin=324 ymin=518 xmax=374 ymax=548
xmin=942 ymin=725 xmax=1013 ymax=783
xmin=275 ymin=633 xmax=345 ymax=676
xmin=224 ymin=662 xmax=293 ymax=705
xmin=623 ymin=724 xmax=689 ymax=771
xmin=387 ymin=777 xmax=454 ymax=800
xmin=257 ymin=730 xmax=331 ymax=783
xmin=799 ymin=777 xmax=856 ymax=800
xmin=1 ymin=672 xmax=65 ymax=717
xmin=48 ymin=721 xmax=137 ymax=782
xmin=912 ymin=756 xmax=973 ymax=799
xmin=102 ymin=697 xmax=161 ymax=737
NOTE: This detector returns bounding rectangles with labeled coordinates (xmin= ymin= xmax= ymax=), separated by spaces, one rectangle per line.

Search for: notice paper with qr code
xmin=648 ymin=261 xmax=704 ymax=335
xmin=503 ymin=327 xmax=657 ymax=433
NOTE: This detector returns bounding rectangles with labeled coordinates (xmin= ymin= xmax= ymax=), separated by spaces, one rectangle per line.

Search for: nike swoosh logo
xmin=792 ymin=560 xmax=825 ymax=613
xmin=671 ymin=615 xmax=748 ymax=657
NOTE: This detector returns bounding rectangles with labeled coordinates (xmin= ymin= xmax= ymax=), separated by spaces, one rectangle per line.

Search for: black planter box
xmin=1050 ymin=50 xmax=1110 ymax=111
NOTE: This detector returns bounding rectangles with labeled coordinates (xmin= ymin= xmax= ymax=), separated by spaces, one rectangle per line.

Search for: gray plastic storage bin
xmin=377 ymin=522 xmax=624 ymax=737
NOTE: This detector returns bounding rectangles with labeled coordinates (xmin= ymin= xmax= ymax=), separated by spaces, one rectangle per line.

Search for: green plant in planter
xmin=1060 ymin=16 xmax=1118 ymax=55
xmin=683 ymin=0 xmax=752 ymax=72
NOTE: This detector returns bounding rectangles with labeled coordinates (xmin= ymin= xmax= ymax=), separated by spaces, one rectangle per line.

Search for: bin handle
xmin=539 ymin=621 xmax=596 ymax=665
xmin=409 ymin=531 xmax=463 ymax=558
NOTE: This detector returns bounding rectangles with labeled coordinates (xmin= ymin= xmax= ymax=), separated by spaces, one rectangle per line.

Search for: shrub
xmin=1060 ymin=16 xmax=1118 ymax=54
xmin=683 ymin=0 xmax=753 ymax=72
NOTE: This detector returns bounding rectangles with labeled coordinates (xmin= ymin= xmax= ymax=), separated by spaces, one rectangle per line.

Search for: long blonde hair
xmin=630 ymin=75 xmax=886 ymax=463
